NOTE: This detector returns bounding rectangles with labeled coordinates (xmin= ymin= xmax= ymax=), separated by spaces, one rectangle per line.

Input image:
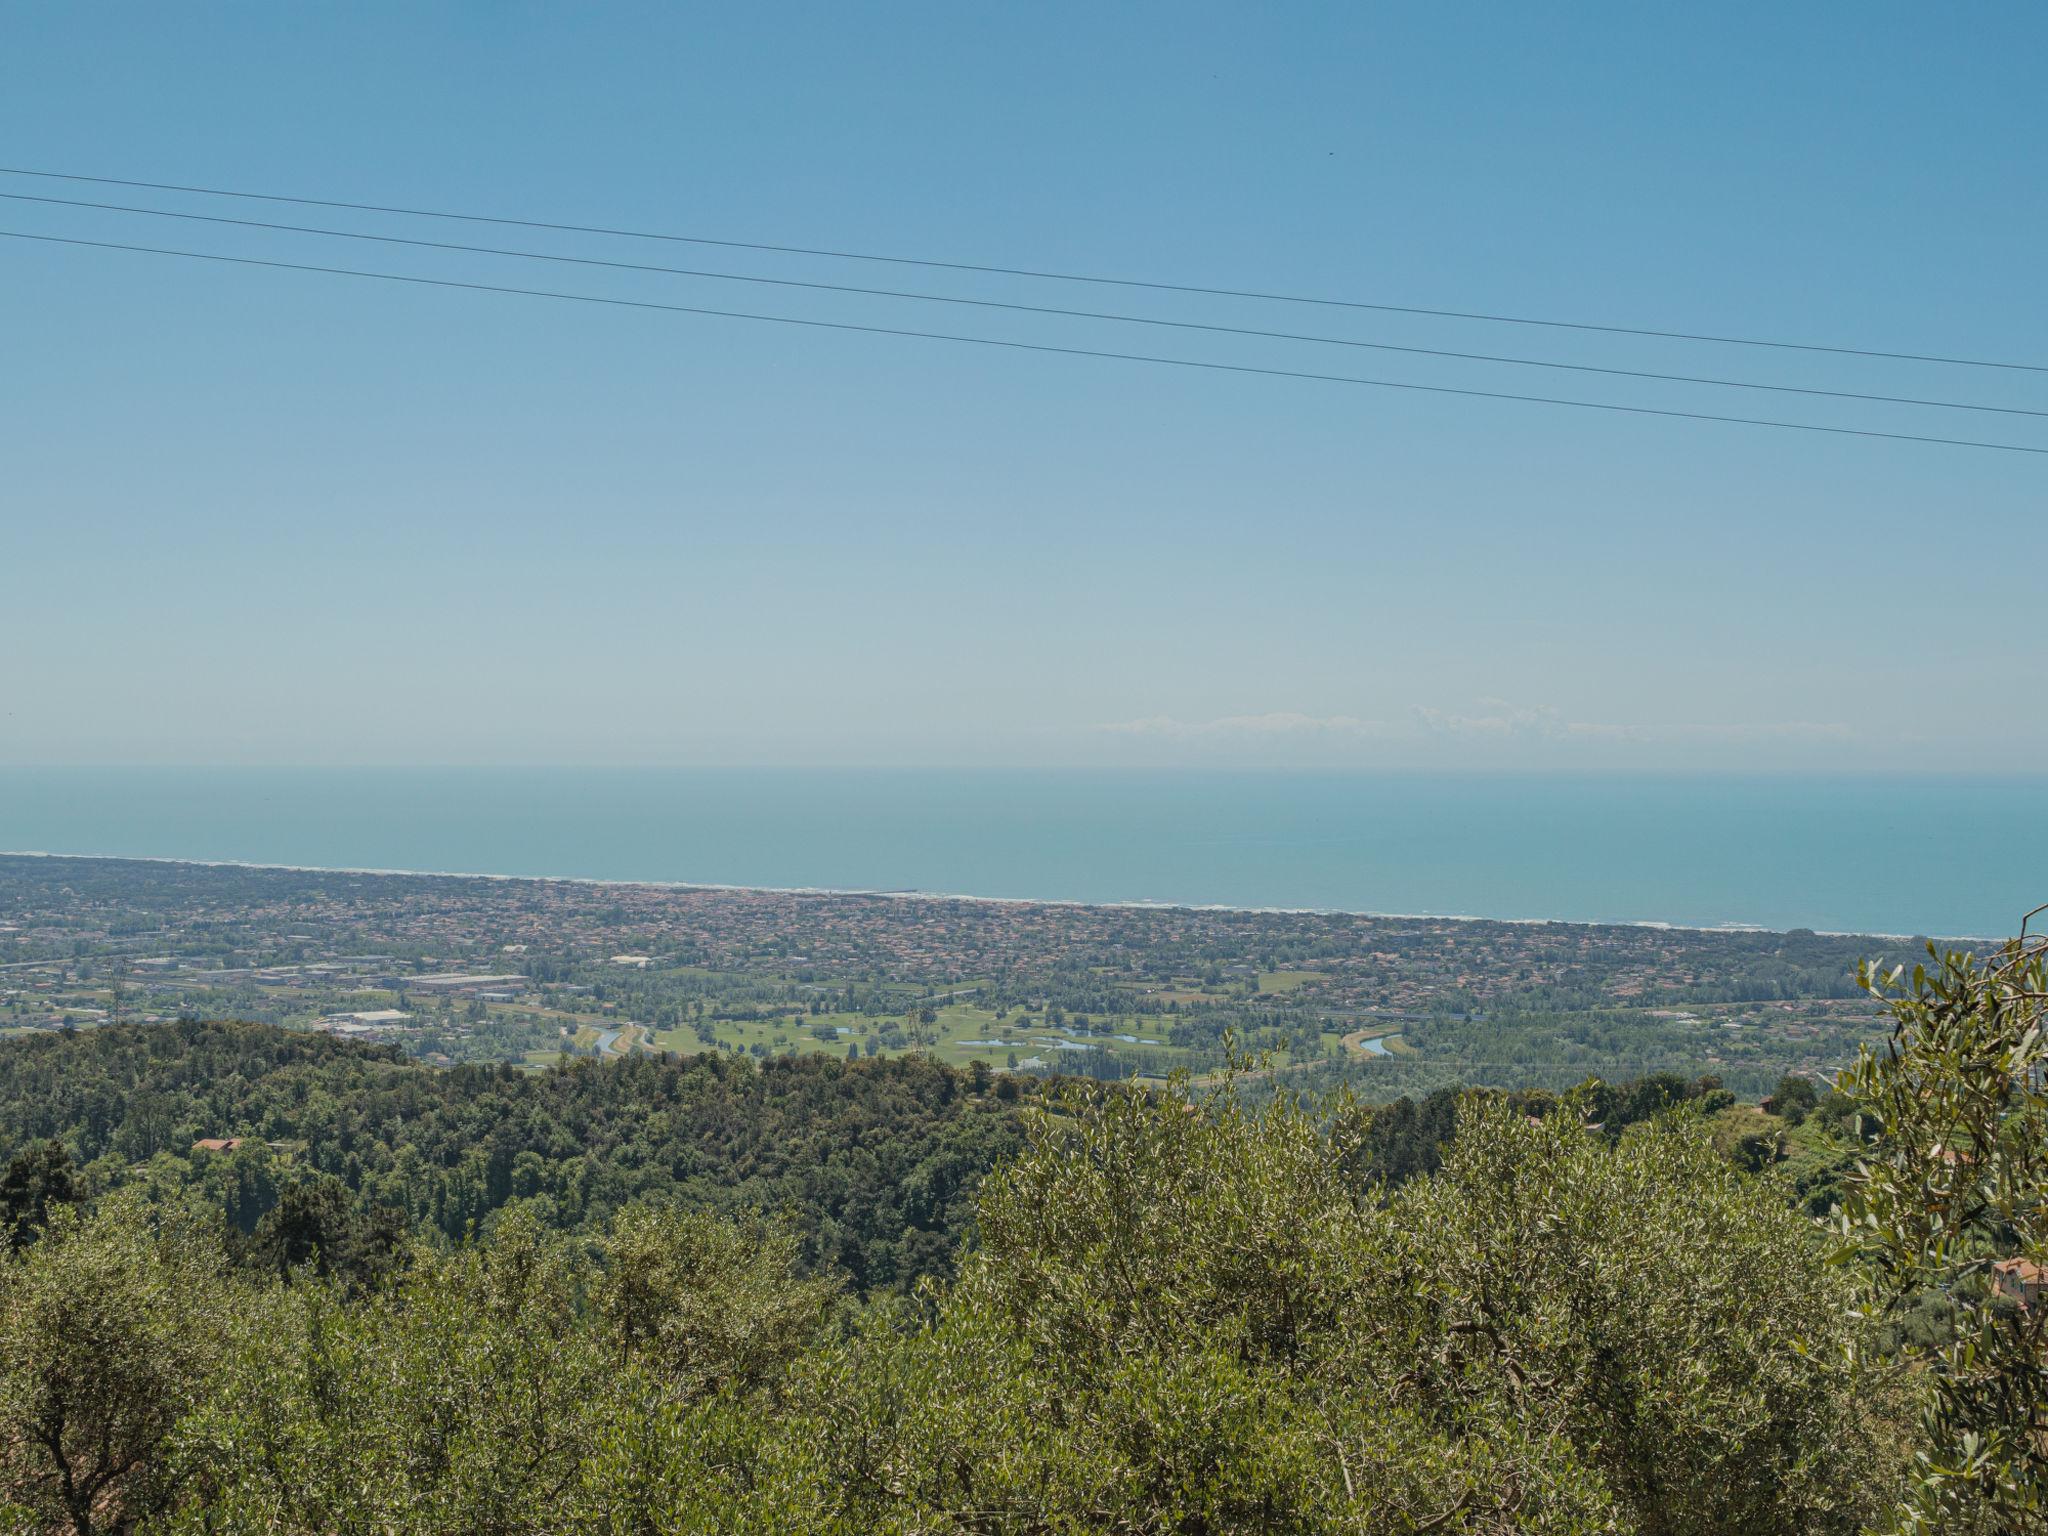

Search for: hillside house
xmin=1992 ymin=1257 xmax=2046 ymax=1308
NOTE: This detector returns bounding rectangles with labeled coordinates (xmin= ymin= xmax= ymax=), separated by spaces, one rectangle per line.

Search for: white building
xmin=319 ymin=1008 xmax=413 ymax=1035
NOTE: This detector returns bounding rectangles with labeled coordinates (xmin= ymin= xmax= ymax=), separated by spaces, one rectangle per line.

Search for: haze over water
xmin=2 ymin=769 xmax=2038 ymax=941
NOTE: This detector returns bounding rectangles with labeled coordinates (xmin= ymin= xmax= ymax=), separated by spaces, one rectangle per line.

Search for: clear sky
xmin=3 ymin=3 xmax=2042 ymax=770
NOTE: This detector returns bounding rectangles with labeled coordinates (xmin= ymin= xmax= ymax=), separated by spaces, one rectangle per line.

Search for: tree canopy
xmin=0 ymin=1055 xmax=1911 ymax=1535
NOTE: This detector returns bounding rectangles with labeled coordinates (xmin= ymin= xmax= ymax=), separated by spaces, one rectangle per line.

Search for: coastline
xmin=0 ymin=847 xmax=1977 ymax=945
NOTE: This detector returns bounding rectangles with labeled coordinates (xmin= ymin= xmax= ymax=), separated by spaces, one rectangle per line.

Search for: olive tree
xmin=0 ymin=1193 xmax=232 ymax=1536
xmin=163 ymin=1202 xmax=840 ymax=1535
xmin=164 ymin=1206 xmax=612 ymax=1536
xmin=810 ymin=1073 xmax=1899 ymax=1534
xmin=1396 ymin=1097 xmax=1904 ymax=1534
xmin=1836 ymin=924 xmax=2048 ymax=1533
xmin=591 ymin=1204 xmax=836 ymax=1401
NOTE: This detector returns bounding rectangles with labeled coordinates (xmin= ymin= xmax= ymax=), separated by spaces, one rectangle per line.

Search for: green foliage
xmin=1401 ymin=1102 xmax=1901 ymax=1533
xmin=1704 ymin=1104 xmax=1787 ymax=1173
xmin=0 ymin=1194 xmax=234 ymax=1536
xmin=591 ymin=1204 xmax=836 ymax=1401
xmin=0 ymin=1001 xmax=1959 ymax=1534
xmin=0 ymin=1020 xmax=1023 ymax=1295
xmin=167 ymin=1207 xmax=616 ymax=1534
xmin=1772 ymin=1073 xmax=1820 ymax=1126
xmin=1354 ymin=1071 xmax=1738 ymax=1187
xmin=800 ymin=1075 xmax=1899 ymax=1533
xmin=0 ymin=1141 xmax=76 ymax=1252
xmin=242 ymin=1175 xmax=408 ymax=1293
xmin=161 ymin=1200 xmax=843 ymax=1536
xmin=1836 ymin=933 xmax=2048 ymax=1533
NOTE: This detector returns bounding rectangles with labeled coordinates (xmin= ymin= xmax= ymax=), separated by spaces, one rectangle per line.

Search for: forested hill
xmin=0 ymin=1021 xmax=1024 ymax=1292
xmin=12 ymin=947 xmax=2046 ymax=1532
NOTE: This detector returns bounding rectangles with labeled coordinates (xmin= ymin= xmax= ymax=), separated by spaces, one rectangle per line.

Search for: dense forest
xmin=1 ymin=934 xmax=2044 ymax=1533
xmin=0 ymin=1021 xmax=1024 ymax=1294
xmin=0 ymin=1020 xmax=1850 ymax=1294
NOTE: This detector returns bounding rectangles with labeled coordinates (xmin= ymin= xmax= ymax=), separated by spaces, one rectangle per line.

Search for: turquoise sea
xmin=0 ymin=769 xmax=2041 ymax=940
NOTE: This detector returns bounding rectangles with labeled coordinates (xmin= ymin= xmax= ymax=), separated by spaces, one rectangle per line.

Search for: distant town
xmin=0 ymin=853 xmax=1916 ymax=1096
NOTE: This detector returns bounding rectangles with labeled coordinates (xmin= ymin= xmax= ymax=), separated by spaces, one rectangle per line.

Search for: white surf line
xmin=0 ymin=848 xmax=1988 ymax=944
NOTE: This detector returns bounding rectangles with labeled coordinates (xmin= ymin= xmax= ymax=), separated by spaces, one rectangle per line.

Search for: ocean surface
xmin=0 ymin=769 xmax=2041 ymax=940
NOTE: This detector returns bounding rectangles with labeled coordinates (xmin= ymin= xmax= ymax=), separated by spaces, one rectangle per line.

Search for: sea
xmin=0 ymin=768 xmax=2041 ymax=941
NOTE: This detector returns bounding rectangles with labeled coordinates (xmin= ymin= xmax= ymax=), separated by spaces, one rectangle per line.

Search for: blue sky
xmin=2 ymin=3 xmax=2042 ymax=769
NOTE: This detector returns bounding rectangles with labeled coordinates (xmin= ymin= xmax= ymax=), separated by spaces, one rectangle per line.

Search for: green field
xmin=647 ymin=997 xmax=1340 ymax=1076
xmin=55 ymin=962 xmax=1352 ymax=1079
xmin=1255 ymin=969 xmax=1320 ymax=994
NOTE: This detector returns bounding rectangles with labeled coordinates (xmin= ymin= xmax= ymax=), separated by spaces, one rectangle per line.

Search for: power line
xmin=9 ymin=188 xmax=2040 ymax=423
xmin=3 ymin=163 xmax=2041 ymax=376
xmin=7 ymin=226 xmax=2044 ymax=458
